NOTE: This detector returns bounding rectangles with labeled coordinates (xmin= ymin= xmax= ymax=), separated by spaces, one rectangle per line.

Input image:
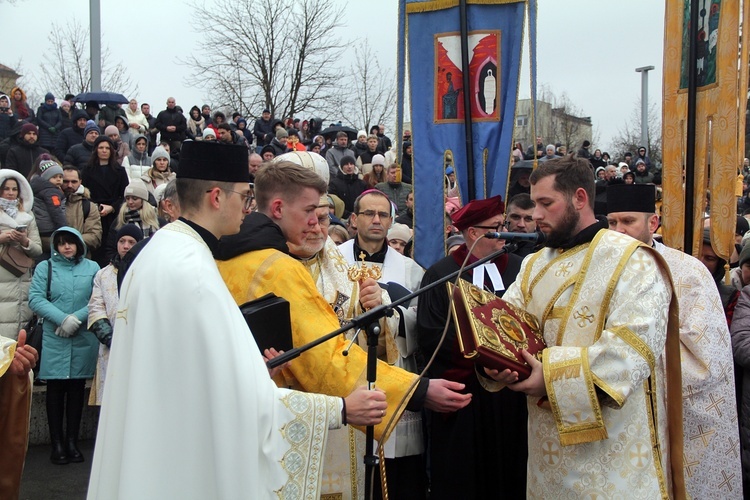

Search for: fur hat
xmin=124 ymin=181 xmax=149 ymax=202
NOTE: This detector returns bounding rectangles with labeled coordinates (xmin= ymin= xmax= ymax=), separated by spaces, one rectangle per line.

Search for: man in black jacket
xmin=327 ymin=155 xmax=366 ymax=217
xmin=154 ymin=97 xmax=187 ymax=155
xmin=252 ymin=108 xmax=274 ymax=153
xmin=64 ymin=121 xmax=100 ymax=169
xmin=55 ymin=109 xmax=89 ymax=159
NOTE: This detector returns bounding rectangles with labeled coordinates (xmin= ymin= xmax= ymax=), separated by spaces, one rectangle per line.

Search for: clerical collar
xmin=179 ymin=217 xmax=219 ymax=254
xmin=353 ymin=238 xmax=388 ymax=263
xmin=554 ymin=216 xmax=609 ymax=250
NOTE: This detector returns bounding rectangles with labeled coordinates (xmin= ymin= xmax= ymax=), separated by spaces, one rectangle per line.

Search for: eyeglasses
xmin=207 ymin=188 xmax=254 ymax=211
xmin=357 ymin=210 xmax=391 ymax=220
xmin=473 ymin=222 xmax=504 ymax=232
xmin=317 ymin=215 xmax=331 ymax=227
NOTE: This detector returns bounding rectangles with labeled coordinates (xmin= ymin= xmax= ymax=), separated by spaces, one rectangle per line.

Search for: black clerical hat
xmin=177 ymin=140 xmax=250 ymax=183
xmin=606 ymin=183 xmax=656 ymax=214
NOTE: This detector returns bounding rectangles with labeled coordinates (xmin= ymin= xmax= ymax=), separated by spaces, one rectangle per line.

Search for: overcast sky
xmin=5 ymin=0 xmax=663 ymax=152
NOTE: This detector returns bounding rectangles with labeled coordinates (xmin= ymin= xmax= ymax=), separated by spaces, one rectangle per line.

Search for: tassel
xmin=549 ymin=363 xmax=580 ymax=381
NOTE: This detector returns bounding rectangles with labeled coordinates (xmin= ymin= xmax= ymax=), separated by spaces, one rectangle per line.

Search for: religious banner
xmin=662 ymin=0 xmax=750 ymax=265
xmin=402 ymin=0 xmax=529 ymax=268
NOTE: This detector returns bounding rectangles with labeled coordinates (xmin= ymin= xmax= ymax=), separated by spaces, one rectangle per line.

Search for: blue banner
xmin=404 ymin=0 xmax=527 ymax=268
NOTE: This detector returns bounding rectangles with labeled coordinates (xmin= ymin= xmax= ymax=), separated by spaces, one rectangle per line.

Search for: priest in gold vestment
xmin=606 ymin=183 xmax=742 ymax=498
xmin=485 ymin=156 xmax=685 ymax=499
xmin=215 ymin=162 xmax=472 ymax=499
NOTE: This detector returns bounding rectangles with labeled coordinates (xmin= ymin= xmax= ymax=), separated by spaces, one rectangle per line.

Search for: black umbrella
xmin=71 ymin=91 xmax=129 ymax=105
xmin=320 ymin=125 xmax=358 ymax=141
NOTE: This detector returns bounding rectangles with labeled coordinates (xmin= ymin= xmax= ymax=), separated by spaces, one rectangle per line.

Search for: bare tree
xmin=33 ymin=20 xmax=138 ymax=98
xmin=609 ymin=99 xmax=662 ymax=165
xmin=339 ymin=41 xmax=396 ymax=132
xmin=538 ymin=85 xmax=593 ymax=151
xmin=185 ymin=0 xmax=345 ymax=121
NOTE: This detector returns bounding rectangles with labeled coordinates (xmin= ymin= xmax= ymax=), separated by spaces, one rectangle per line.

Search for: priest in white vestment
xmin=606 ymin=183 xmax=742 ymax=498
xmin=88 ymin=141 xmax=386 ymax=500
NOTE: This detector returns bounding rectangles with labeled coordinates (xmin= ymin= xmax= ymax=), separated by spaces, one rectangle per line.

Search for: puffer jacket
xmin=36 ymin=102 xmax=63 ymax=149
xmin=55 ymin=109 xmax=88 ymax=159
xmin=730 ymin=285 xmax=750 ymax=484
xmin=28 ymin=227 xmax=99 ymax=379
xmin=30 ymin=176 xmax=67 ymax=253
xmin=4 ymin=140 xmax=48 ymax=178
xmin=64 ymin=140 xmax=94 ymax=169
xmin=0 ymin=170 xmax=42 ymax=340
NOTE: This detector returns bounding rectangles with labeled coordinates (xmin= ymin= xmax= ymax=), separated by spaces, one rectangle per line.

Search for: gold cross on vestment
xmin=573 ymin=306 xmax=594 ymax=328
xmin=690 ymin=425 xmax=715 ymax=447
xmin=718 ymin=470 xmax=737 ymax=492
xmin=683 ymin=452 xmax=699 ymax=477
xmin=705 ymin=393 xmax=725 ymax=417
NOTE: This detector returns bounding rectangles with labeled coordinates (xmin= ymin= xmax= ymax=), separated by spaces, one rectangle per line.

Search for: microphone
xmin=484 ymin=231 xmax=546 ymax=244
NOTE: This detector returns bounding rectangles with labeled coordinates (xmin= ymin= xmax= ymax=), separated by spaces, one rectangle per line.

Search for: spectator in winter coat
xmin=97 ymin=104 xmax=125 ymax=129
xmin=27 ymin=156 xmax=67 ymax=257
xmin=253 ymin=108 xmax=274 ymax=151
xmin=352 ymin=130 xmax=369 ymax=159
xmin=363 ymin=154 xmax=386 ymax=188
xmin=634 ymin=146 xmax=652 ymax=170
xmin=154 ymin=97 xmax=187 ymax=153
xmin=633 ymin=160 xmax=655 ymax=184
xmin=217 ymin=123 xmax=248 ymax=148
xmin=357 ymin=135 xmax=382 ymax=166
xmin=9 ymin=86 xmax=34 ymax=123
xmin=36 ymin=93 xmax=63 ymax=150
xmin=114 ymin=115 xmax=134 ymax=151
xmin=327 ymin=156 xmax=367 ymax=217
xmin=186 ymin=106 xmax=205 ymax=141
xmin=325 ymin=131 xmax=355 ymax=179
xmin=124 ymin=99 xmax=149 ymax=136
xmin=123 ymin=135 xmax=151 ymax=179
xmin=59 ymin=101 xmax=72 ymax=131
xmin=62 ymin=166 xmax=102 ymax=256
xmin=55 ymin=109 xmax=88 ymax=159
xmin=81 ymin=136 xmax=130 ymax=266
xmin=237 ymin=118 xmax=253 ymax=145
xmin=104 ymin=126 xmax=130 ymax=165
xmin=0 ymin=94 xmax=16 ymax=142
xmin=268 ymin=128 xmax=288 ymax=156
xmin=375 ymin=164 xmax=413 ymax=215
xmin=138 ymin=147 xmax=175 ymax=198
xmin=103 ymin=182 xmax=163 ymax=261
xmin=141 ymin=103 xmax=158 ymax=155
xmin=200 ymin=104 xmax=213 ymax=127
xmin=5 ymin=123 xmax=49 ymax=178
xmin=401 ymin=141 xmax=413 ymax=184
xmin=64 ymin=121 xmax=99 ymax=169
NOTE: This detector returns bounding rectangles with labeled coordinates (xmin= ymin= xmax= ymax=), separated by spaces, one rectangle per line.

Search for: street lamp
xmin=635 ymin=65 xmax=655 ymax=153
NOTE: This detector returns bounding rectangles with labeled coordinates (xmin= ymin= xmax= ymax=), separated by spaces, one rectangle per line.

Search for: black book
xmin=239 ymin=293 xmax=294 ymax=353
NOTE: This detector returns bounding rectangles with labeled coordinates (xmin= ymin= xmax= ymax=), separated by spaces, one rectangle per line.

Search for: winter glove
xmin=89 ymin=318 xmax=113 ymax=348
xmin=57 ymin=315 xmax=82 ymax=337
xmin=49 ymin=127 xmax=57 ymax=134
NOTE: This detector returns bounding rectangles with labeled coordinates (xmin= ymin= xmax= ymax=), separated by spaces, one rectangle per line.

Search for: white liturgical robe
xmin=88 ymin=220 xmax=343 ymax=500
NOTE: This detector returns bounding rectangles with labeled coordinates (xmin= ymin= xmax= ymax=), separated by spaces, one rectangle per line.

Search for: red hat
xmin=450 ymin=195 xmax=505 ymax=231
xmin=20 ymin=122 xmax=37 ymax=136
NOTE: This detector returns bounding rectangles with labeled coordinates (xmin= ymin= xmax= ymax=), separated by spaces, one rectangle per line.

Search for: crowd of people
xmin=0 ymin=85 xmax=747 ymax=500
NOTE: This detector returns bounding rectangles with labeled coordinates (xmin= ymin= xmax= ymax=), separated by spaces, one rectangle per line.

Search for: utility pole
xmin=90 ymin=0 xmax=102 ymax=92
xmin=635 ymin=65 xmax=654 ymax=152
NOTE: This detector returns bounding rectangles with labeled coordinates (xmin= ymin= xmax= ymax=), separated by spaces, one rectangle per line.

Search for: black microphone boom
xmin=485 ymin=231 xmax=546 ymax=244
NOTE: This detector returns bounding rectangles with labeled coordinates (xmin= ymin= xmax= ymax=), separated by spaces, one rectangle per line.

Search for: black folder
xmin=239 ymin=293 xmax=294 ymax=353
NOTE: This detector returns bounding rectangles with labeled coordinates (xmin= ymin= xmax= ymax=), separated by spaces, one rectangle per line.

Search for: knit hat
xmin=388 ymin=223 xmax=412 ymax=243
xmin=276 ymin=128 xmax=288 ymax=139
xmin=45 ymin=92 xmax=55 ymax=101
xmin=61 ymin=100 xmax=70 ymax=108
xmin=635 ymin=159 xmax=646 ymax=166
xmin=446 ymin=234 xmax=465 ymax=250
xmin=39 ymin=159 xmax=64 ymax=181
xmin=151 ymin=146 xmax=170 ymax=165
xmin=372 ymin=154 xmax=385 ymax=166
xmin=340 ymin=155 xmax=356 ymax=167
xmin=124 ymin=181 xmax=149 ymax=202
xmin=84 ymin=120 xmax=99 ymax=138
xmin=202 ymin=128 xmax=216 ymax=139
xmin=20 ymin=123 xmax=37 ymax=136
xmin=105 ymin=125 xmax=119 ymax=137
xmin=116 ymin=223 xmax=144 ymax=244
xmin=357 ymin=130 xmax=367 ymax=139
xmin=445 ymin=166 xmax=454 ymax=175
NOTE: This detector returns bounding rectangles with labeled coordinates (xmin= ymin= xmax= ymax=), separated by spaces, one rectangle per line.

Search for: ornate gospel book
xmin=449 ymin=279 xmax=545 ymax=380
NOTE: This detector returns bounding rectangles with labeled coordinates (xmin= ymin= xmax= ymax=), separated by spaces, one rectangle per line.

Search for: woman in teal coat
xmin=29 ymin=226 xmax=99 ymax=465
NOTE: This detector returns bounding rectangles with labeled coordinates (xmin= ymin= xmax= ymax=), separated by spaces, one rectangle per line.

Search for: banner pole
xmin=459 ymin=0 xmax=476 ymax=201
xmin=684 ymin=0 xmax=699 ymax=254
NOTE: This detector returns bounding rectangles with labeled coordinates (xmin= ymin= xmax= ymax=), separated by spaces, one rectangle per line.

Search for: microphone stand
xmin=266 ymin=242 xmax=519 ymax=500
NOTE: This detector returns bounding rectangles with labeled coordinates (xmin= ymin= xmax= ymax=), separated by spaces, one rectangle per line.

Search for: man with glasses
xmin=416 ymin=194 xmax=527 ymax=499
xmin=505 ymin=193 xmax=541 ymax=258
xmin=339 ymin=189 xmax=429 ymax=498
